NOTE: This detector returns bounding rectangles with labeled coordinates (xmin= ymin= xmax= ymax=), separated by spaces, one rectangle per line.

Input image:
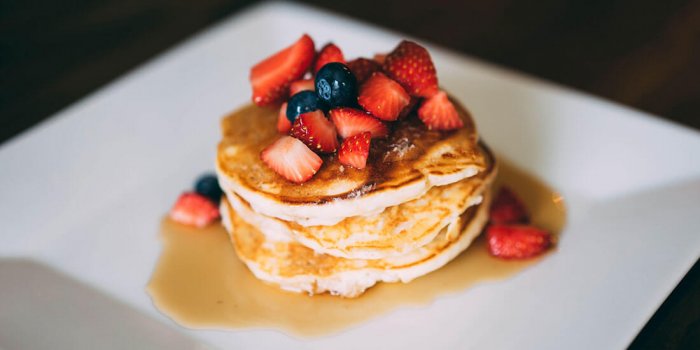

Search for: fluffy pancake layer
xmin=221 ymin=192 xmax=491 ymax=298
xmin=225 ymin=154 xmax=495 ymax=259
xmin=216 ymin=99 xmax=486 ymax=226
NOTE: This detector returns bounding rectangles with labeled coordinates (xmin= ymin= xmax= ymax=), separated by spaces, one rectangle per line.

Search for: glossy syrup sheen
xmin=147 ymin=161 xmax=566 ymax=336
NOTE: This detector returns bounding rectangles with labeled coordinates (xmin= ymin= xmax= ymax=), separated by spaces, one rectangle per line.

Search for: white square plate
xmin=1 ymin=2 xmax=699 ymax=349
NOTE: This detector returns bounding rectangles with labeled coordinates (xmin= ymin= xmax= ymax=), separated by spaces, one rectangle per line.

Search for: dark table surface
xmin=2 ymin=0 xmax=699 ymax=348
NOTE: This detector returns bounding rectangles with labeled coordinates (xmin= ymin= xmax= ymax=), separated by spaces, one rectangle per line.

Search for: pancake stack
xmin=216 ymin=99 xmax=497 ymax=297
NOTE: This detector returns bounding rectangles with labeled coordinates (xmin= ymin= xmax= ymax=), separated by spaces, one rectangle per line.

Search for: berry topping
xmin=194 ymin=174 xmax=223 ymax=204
xmin=315 ymin=62 xmax=358 ymax=108
xmin=487 ymin=224 xmax=553 ymax=259
xmin=286 ymin=90 xmax=326 ymax=122
xmin=490 ymin=187 xmax=529 ymax=224
xmin=338 ymin=132 xmax=371 ymax=169
xmin=314 ymin=43 xmax=346 ymax=73
xmin=170 ymin=192 xmax=220 ymax=228
xmin=289 ymin=79 xmax=315 ymax=96
xmin=383 ymin=41 xmax=438 ymax=98
xmin=357 ymin=72 xmax=410 ymax=121
xmin=261 ymin=136 xmax=323 ymax=183
xmin=290 ymin=110 xmax=339 ymax=153
xmin=347 ymin=58 xmax=382 ymax=84
xmin=250 ymin=34 xmax=315 ymax=106
xmin=417 ymin=91 xmax=464 ymax=130
xmin=278 ymin=102 xmax=292 ymax=133
xmin=329 ymin=107 xmax=388 ymax=139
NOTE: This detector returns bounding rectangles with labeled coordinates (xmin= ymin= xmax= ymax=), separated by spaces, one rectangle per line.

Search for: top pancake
xmin=216 ymin=97 xmax=486 ymax=226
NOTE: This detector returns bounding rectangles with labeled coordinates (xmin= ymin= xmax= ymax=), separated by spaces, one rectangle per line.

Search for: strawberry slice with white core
xmin=417 ymin=91 xmax=464 ymax=130
xmin=314 ymin=43 xmax=346 ymax=73
xmin=290 ymin=110 xmax=339 ymax=153
xmin=329 ymin=107 xmax=388 ymax=139
xmin=250 ymin=34 xmax=315 ymax=106
xmin=338 ymin=132 xmax=371 ymax=169
xmin=170 ymin=192 xmax=220 ymax=228
xmin=260 ymin=136 xmax=323 ymax=183
xmin=357 ymin=72 xmax=410 ymax=121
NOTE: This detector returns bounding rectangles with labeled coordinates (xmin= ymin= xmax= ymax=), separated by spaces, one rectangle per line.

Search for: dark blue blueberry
xmin=194 ymin=173 xmax=223 ymax=204
xmin=315 ymin=62 xmax=357 ymax=108
xmin=286 ymin=90 xmax=326 ymax=122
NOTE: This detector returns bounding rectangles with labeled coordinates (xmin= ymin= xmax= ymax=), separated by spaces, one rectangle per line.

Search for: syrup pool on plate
xmin=147 ymin=160 xmax=566 ymax=336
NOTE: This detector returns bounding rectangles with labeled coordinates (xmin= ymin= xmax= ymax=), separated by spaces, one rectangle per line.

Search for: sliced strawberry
xmin=487 ymin=224 xmax=553 ymax=259
xmin=417 ymin=91 xmax=464 ymax=130
xmin=260 ymin=136 xmax=323 ymax=183
xmin=289 ymin=79 xmax=315 ymax=96
xmin=277 ymin=102 xmax=291 ymax=133
xmin=289 ymin=110 xmax=339 ymax=153
xmin=338 ymin=132 xmax=371 ymax=169
xmin=329 ymin=108 xmax=388 ymax=139
xmin=383 ymin=41 xmax=438 ymax=98
xmin=250 ymin=34 xmax=315 ymax=106
xmin=347 ymin=58 xmax=382 ymax=84
xmin=314 ymin=43 xmax=346 ymax=73
xmin=490 ymin=187 xmax=529 ymax=224
xmin=357 ymin=72 xmax=410 ymax=121
xmin=170 ymin=192 xmax=220 ymax=228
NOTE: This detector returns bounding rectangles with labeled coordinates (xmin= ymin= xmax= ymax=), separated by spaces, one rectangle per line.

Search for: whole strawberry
xmin=383 ymin=41 xmax=439 ymax=98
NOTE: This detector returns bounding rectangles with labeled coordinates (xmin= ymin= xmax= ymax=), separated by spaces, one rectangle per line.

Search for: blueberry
xmin=194 ymin=173 xmax=223 ymax=204
xmin=315 ymin=62 xmax=357 ymax=108
xmin=286 ymin=91 xmax=326 ymax=122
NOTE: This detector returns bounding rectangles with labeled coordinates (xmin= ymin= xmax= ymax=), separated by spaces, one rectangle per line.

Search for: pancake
xmin=224 ymin=147 xmax=496 ymax=259
xmin=220 ymin=192 xmax=492 ymax=298
xmin=216 ymin=98 xmax=486 ymax=226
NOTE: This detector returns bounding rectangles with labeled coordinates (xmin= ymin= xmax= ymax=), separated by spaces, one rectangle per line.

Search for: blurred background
xmin=1 ymin=0 xmax=698 ymax=348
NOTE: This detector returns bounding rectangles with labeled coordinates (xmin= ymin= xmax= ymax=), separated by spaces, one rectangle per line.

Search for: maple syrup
xmin=147 ymin=160 xmax=565 ymax=336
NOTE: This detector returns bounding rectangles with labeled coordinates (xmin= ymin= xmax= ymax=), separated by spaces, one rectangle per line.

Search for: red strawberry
xmin=357 ymin=72 xmax=410 ymax=121
xmin=314 ymin=43 xmax=346 ymax=73
xmin=289 ymin=79 xmax=315 ymax=96
xmin=260 ymin=136 xmax=323 ymax=183
xmin=487 ymin=224 xmax=553 ymax=259
xmin=170 ymin=192 xmax=220 ymax=228
xmin=417 ymin=91 xmax=464 ymax=130
xmin=250 ymin=34 xmax=315 ymax=106
xmin=490 ymin=187 xmax=529 ymax=224
xmin=338 ymin=132 xmax=371 ymax=169
xmin=329 ymin=108 xmax=388 ymax=139
xmin=277 ymin=102 xmax=291 ymax=133
xmin=289 ymin=110 xmax=339 ymax=153
xmin=347 ymin=58 xmax=382 ymax=84
xmin=383 ymin=41 xmax=438 ymax=98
